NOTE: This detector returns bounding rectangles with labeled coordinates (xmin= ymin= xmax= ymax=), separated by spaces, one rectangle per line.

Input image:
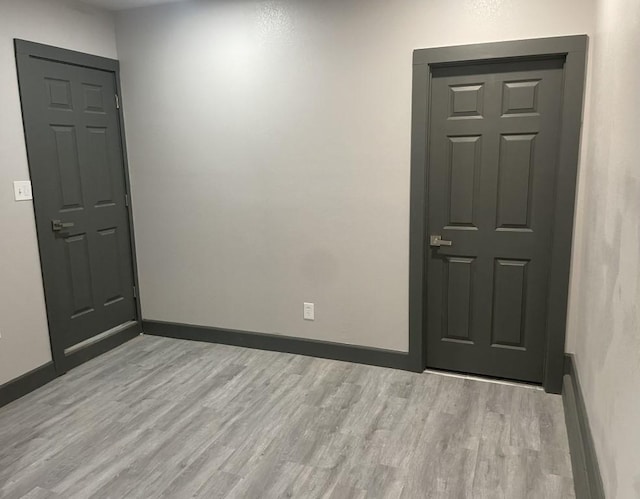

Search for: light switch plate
xmin=13 ymin=181 xmax=33 ymax=201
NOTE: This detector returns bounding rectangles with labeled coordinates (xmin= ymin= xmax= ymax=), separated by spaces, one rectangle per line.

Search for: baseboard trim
xmin=143 ymin=320 xmax=411 ymax=371
xmin=562 ymin=354 xmax=605 ymax=499
xmin=0 ymin=362 xmax=57 ymax=409
xmin=0 ymin=322 xmax=141 ymax=410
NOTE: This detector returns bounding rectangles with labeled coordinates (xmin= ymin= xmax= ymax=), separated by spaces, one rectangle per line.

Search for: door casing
xmin=408 ymin=36 xmax=588 ymax=393
xmin=14 ymin=39 xmax=142 ymax=374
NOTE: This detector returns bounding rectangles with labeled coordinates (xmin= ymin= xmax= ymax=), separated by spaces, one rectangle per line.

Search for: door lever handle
xmin=430 ymin=235 xmax=452 ymax=247
xmin=51 ymin=220 xmax=74 ymax=232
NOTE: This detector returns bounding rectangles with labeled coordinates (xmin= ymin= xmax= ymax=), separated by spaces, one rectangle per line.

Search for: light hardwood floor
xmin=0 ymin=335 xmax=574 ymax=498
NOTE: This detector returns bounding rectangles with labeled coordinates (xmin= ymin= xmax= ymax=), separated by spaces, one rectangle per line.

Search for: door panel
xmin=496 ymin=134 xmax=535 ymax=228
xmin=443 ymin=256 xmax=475 ymax=342
xmin=447 ymin=136 xmax=481 ymax=227
xmin=491 ymin=258 xmax=528 ymax=348
xmin=426 ymin=58 xmax=564 ymax=383
xmin=18 ymin=55 xmax=136 ymax=369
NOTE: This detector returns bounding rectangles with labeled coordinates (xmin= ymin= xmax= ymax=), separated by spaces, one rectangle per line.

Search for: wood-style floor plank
xmin=0 ymin=336 xmax=574 ymax=498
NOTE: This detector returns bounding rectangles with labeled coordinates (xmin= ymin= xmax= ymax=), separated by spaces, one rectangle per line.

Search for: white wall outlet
xmin=303 ymin=302 xmax=315 ymax=321
xmin=13 ymin=180 xmax=33 ymax=201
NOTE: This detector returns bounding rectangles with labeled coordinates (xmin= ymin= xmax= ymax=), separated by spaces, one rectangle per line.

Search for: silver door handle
xmin=51 ymin=220 xmax=74 ymax=232
xmin=430 ymin=235 xmax=452 ymax=247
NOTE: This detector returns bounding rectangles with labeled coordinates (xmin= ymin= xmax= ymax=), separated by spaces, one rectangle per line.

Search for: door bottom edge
xmin=64 ymin=320 xmax=138 ymax=355
xmin=423 ymin=367 xmax=543 ymax=390
xmin=60 ymin=321 xmax=141 ymax=373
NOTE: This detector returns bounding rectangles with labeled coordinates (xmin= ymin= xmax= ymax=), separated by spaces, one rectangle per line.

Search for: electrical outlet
xmin=303 ymin=302 xmax=315 ymax=321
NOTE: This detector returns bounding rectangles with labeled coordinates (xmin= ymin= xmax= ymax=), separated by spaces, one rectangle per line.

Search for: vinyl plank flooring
xmin=0 ymin=336 xmax=574 ymax=498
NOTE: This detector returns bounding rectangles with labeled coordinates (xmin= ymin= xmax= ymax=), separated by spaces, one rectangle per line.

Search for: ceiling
xmin=76 ymin=0 xmax=188 ymax=11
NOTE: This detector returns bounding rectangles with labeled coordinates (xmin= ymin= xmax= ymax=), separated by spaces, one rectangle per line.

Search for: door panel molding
xmin=409 ymin=36 xmax=588 ymax=393
xmin=14 ymin=39 xmax=142 ymax=374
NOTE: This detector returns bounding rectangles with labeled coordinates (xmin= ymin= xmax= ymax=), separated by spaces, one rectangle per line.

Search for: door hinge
xmin=133 ymin=286 xmax=137 ymax=299
xmin=125 ymin=193 xmax=129 ymax=207
xmin=115 ymin=94 xmax=120 ymax=109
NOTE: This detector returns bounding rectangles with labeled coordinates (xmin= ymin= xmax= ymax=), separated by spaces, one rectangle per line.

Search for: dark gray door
xmin=426 ymin=58 xmax=564 ymax=383
xmin=18 ymin=56 xmax=136 ymax=370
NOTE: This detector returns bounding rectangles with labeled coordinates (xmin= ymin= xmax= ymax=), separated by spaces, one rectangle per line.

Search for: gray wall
xmin=116 ymin=0 xmax=595 ymax=352
xmin=0 ymin=0 xmax=117 ymax=386
xmin=565 ymin=0 xmax=640 ymax=495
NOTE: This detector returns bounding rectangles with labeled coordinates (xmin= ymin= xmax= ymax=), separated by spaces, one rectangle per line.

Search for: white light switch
xmin=13 ymin=181 xmax=33 ymax=201
xmin=303 ymin=302 xmax=315 ymax=321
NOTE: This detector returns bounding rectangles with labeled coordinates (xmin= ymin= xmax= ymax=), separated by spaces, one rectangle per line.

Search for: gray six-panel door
xmin=426 ymin=58 xmax=564 ymax=383
xmin=18 ymin=55 xmax=136 ymax=370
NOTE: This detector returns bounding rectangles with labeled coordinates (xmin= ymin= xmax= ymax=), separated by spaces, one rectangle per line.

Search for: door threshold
xmin=64 ymin=320 xmax=138 ymax=355
xmin=423 ymin=368 xmax=543 ymax=391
